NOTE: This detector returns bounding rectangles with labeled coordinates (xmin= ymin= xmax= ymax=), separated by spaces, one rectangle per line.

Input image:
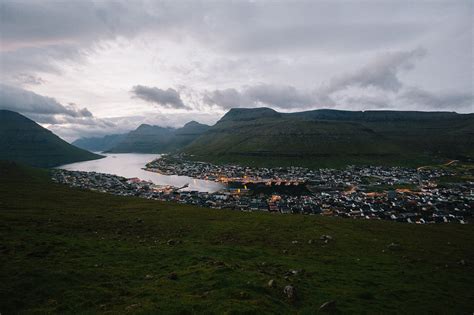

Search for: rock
xmin=145 ymin=274 xmax=154 ymax=280
xmin=168 ymin=272 xmax=178 ymax=280
xmin=283 ymin=285 xmax=296 ymax=300
xmin=167 ymin=239 xmax=176 ymax=246
xmin=292 ymin=240 xmax=299 ymax=244
xmin=320 ymin=235 xmax=333 ymax=242
xmin=458 ymin=259 xmax=466 ymax=266
xmin=308 ymin=239 xmax=313 ymax=244
xmin=268 ymin=279 xmax=276 ymax=288
xmin=282 ymin=249 xmax=288 ymax=254
xmin=319 ymin=300 xmax=337 ymax=312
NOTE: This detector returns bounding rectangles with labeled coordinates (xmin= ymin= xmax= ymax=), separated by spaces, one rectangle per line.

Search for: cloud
xmin=322 ymin=48 xmax=427 ymax=95
xmin=203 ymin=48 xmax=429 ymax=110
xmin=0 ymin=1 xmax=457 ymax=80
xmin=204 ymin=84 xmax=320 ymax=110
xmin=11 ymin=74 xmax=46 ymax=86
xmin=131 ymin=85 xmax=189 ymax=109
xmin=203 ymin=47 xmax=472 ymax=113
xmin=0 ymin=84 xmax=121 ymax=141
xmin=398 ymin=87 xmax=473 ymax=111
xmin=0 ymin=84 xmax=92 ymax=117
xmin=203 ymin=88 xmax=247 ymax=109
xmin=0 ymin=0 xmax=149 ymax=50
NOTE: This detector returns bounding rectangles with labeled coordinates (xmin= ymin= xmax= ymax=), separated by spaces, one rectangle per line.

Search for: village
xmin=51 ymin=155 xmax=473 ymax=224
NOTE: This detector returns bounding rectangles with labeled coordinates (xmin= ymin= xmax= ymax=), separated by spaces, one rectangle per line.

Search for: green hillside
xmin=184 ymin=108 xmax=474 ymax=168
xmin=107 ymin=121 xmax=210 ymax=153
xmin=0 ymin=161 xmax=473 ymax=313
xmin=0 ymin=110 xmax=103 ymax=167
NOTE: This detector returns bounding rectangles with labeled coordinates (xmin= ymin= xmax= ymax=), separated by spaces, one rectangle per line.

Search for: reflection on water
xmin=57 ymin=153 xmax=224 ymax=193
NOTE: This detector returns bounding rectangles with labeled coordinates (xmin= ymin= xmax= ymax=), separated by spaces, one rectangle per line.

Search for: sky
xmin=0 ymin=0 xmax=473 ymax=141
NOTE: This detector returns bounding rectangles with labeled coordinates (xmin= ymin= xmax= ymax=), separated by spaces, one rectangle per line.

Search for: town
xmin=52 ymin=155 xmax=473 ymax=224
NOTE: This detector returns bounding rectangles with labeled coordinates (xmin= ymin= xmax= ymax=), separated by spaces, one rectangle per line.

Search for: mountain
xmin=107 ymin=124 xmax=174 ymax=153
xmin=219 ymin=107 xmax=282 ymax=122
xmin=171 ymin=121 xmax=212 ymax=149
xmin=106 ymin=121 xmax=210 ymax=153
xmin=0 ymin=110 xmax=103 ymax=167
xmin=183 ymin=108 xmax=474 ymax=168
xmin=72 ymin=133 xmax=127 ymax=152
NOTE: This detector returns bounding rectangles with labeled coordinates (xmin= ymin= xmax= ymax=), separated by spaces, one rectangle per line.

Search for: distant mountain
xmin=0 ymin=110 xmax=103 ymax=167
xmin=107 ymin=124 xmax=175 ymax=153
xmin=72 ymin=133 xmax=127 ymax=152
xmin=106 ymin=121 xmax=210 ymax=153
xmin=183 ymin=107 xmax=474 ymax=168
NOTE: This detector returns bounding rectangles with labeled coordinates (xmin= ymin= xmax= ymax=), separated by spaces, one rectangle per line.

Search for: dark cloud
xmin=204 ymin=46 xmax=472 ymax=112
xmin=131 ymin=85 xmax=189 ymax=109
xmin=323 ymin=48 xmax=426 ymax=94
xmin=2 ymin=1 xmax=469 ymax=76
xmin=398 ymin=87 xmax=473 ymax=111
xmin=0 ymin=0 xmax=153 ymax=79
xmin=204 ymin=48 xmax=428 ymax=110
xmin=204 ymin=84 xmax=320 ymax=110
xmin=0 ymin=0 xmax=149 ymax=49
xmin=203 ymin=88 xmax=247 ymax=109
xmin=0 ymin=84 xmax=119 ymax=141
xmin=0 ymin=84 xmax=92 ymax=117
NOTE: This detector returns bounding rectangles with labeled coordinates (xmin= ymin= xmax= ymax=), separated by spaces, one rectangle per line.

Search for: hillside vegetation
xmin=0 ymin=161 xmax=473 ymax=313
xmin=184 ymin=108 xmax=474 ymax=168
xmin=0 ymin=110 xmax=102 ymax=167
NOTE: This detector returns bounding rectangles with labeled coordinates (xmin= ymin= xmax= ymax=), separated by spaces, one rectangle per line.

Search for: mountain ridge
xmin=105 ymin=121 xmax=210 ymax=153
xmin=0 ymin=110 xmax=103 ymax=167
xmin=183 ymin=107 xmax=474 ymax=168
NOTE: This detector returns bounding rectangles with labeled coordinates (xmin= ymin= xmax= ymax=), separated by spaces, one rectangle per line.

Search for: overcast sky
xmin=0 ymin=0 xmax=473 ymax=141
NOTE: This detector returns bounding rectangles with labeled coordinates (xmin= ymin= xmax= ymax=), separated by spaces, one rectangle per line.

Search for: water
xmin=57 ymin=153 xmax=224 ymax=193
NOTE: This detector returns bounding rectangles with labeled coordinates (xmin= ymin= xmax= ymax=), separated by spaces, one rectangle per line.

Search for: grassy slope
xmin=184 ymin=110 xmax=474 ymax=169
xmin=0 ymin=161 xmax=473 ymax=314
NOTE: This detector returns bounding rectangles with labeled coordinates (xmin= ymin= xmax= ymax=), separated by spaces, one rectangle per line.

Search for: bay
xmin=57 ymin=153 xmax=224 ymax=193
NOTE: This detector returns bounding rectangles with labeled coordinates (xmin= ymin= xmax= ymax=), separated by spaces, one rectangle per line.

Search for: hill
xmin=72 ymin=133 xmax=127 ymax=152
xmin=107 ymin=121 xmax=210 ymax=153
xmin=184 ymin=108 xmax=474 ymax=168
xmin=0 ymin=161 xmax=473 ymax=313
xmin=0 ymin=110 xmax=102 ymax=167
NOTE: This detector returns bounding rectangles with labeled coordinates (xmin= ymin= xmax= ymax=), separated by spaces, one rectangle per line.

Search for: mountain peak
xmin=0 ymin=110 xmax=102 ymax=167
xmin=183 ymin=120 xmax=202 ymax=127
xmin=219 ymin=107 xmax=281 ymax=122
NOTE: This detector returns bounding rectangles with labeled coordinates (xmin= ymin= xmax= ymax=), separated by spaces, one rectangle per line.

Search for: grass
xmin=184 ymin=111 xmax=474 ymax=169
xmin=0 ymin=161 xmax=473 ymax=314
